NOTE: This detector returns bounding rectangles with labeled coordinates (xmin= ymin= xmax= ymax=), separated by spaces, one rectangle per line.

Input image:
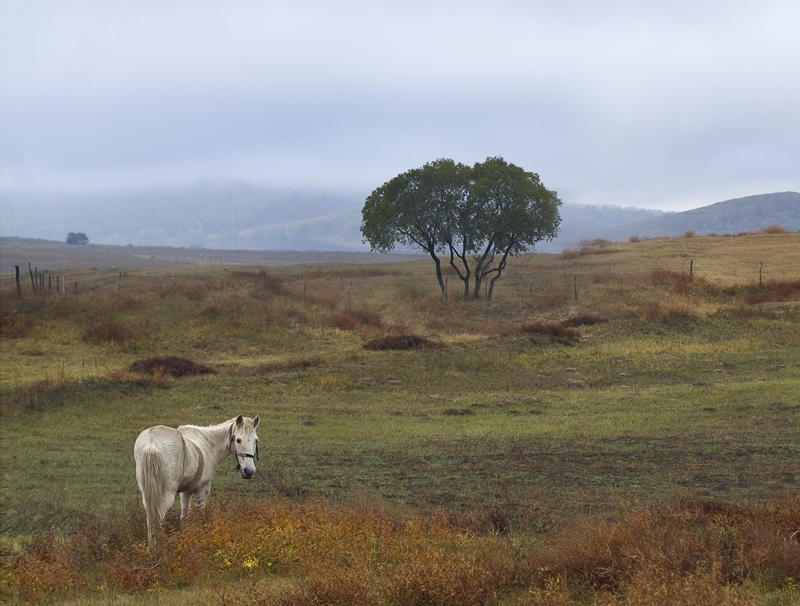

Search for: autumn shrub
xmin=7 ymin=527 xmax=86 ymax=602
xmin=762 ymin=225 xmax=789 ymax=234
xmin=541 ymin=495 xmax=800 ymax=593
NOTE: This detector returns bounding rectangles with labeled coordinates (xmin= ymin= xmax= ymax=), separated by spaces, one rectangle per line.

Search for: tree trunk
xmin=429 ymin=250 xmax=445 ymax=296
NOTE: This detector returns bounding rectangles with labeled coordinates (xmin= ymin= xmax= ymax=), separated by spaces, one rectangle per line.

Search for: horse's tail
xmin=140 ymin=448 xmax=164 ymax=549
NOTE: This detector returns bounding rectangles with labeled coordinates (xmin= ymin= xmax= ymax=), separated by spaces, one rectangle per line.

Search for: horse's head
xmin=230 ymin=414 xmax=260 ymax=479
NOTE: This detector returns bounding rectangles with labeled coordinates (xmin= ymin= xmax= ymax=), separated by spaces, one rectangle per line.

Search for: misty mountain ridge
xmin=1 ymin=181 xmax=796 ymax=253
xmin=582 ymin=191 xmax=800 ymax=243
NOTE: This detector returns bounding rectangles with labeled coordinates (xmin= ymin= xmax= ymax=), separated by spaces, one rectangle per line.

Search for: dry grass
xmin=3 ymin=231 xmax=800 ymax=604
xmin=6 ymin=495 xmax=799 ymax=604
xmin=363 ymin=335 xmax=443 ymax=350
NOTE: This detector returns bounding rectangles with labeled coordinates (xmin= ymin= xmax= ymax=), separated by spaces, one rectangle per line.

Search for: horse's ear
xmin=235 ymin=414 xmax=244 ymax=427
xmin=253 ymin=415 xmax=260 ymax=428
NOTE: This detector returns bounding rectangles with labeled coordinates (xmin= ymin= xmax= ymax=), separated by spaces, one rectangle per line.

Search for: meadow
xmin=2 ymin=231 xmax=799 ymax=604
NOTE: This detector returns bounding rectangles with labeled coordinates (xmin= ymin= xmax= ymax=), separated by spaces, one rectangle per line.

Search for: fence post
xmin=119 ymin=271 xmax=122 ymax=292
xmin=15 ymin=265 xmax=21 ymax=297
xmin=759 ymin=262 xmax=763 ymax=286
xmin=573 ymin=275 xmax=578 ymax=301
xmin=28 ymin=263 xmax=36 ymax=293
xmin=690 ymin=259 xmax=693 ymax=275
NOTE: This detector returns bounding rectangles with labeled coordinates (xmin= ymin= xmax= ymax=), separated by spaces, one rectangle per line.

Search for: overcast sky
xmin=1 ymin=0 xmax=799 ymax=211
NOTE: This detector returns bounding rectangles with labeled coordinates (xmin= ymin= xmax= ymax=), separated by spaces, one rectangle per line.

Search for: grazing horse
xmin=134 ymin=414 xmax=260 ymax=548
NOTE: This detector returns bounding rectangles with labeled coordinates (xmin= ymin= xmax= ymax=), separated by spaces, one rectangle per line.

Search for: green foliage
xmin=66 ymin=232 xmax=89 ymax=244
xmin=361 ymin=157 xmax=560 ymax=298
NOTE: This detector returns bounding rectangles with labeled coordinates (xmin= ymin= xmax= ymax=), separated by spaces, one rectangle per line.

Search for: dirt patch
xmin=363 ymin=335 xmax=443 ymax=351
xmin=130 ymin=356 xmax=216 ymax=378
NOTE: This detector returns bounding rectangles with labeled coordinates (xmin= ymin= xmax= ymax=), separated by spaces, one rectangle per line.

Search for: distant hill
xmin=2 ymin=181 xmax=795 ymax=253
xmin=537 ymin=203 xmax=665 ymax=251
xmin=587 ymin=192 xmax=799 ymax=243
xmin=0 ymin=180 xmax=365 ymax=251
xmin=0 ymin=180 xmax=664 ymax=252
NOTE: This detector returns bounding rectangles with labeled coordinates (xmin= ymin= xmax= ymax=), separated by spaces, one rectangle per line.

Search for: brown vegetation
xmin=130 ymin=356 xmax=216 ymax=378
xmin=363 ymin=335 xmax=443 ymax=350
xmin=520 ymin=321 xmax=581 ymax=342
xmin=6 ymin=495 xmax=799 ymax=604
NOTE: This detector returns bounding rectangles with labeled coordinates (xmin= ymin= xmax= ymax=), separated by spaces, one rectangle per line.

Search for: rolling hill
xmin=586 ymin=191 xmax=800 ymax=243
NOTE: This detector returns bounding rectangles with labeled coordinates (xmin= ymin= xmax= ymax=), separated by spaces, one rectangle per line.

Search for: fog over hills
xmin=1 ymin=181 xmax=795 ymax=254
xmin=584 ymin=191 xmax=800 ymax=243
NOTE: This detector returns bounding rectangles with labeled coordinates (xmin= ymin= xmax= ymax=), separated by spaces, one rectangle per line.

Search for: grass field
xmin=2 ymin=232 xmax=799 ymax=604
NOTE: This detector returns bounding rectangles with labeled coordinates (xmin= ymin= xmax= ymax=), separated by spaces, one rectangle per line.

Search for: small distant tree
xmin=361 ymin=157 xmax=561 ymax=299
xmin=66 ymin=232 xmax=89 ymax=245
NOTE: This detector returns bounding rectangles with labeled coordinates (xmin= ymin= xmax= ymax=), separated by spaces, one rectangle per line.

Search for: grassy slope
xmin=2 ymin=232 xmax=799 ymax=602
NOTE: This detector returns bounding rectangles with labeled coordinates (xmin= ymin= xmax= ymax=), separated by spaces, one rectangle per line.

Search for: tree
xmin=361 ymin=157 xmax=561 ymax=299
xmin=66 ymin=232 xmax=89 ymax=245
xmin=361 ymin=159 xmax=470 ymax=295
xmin=463 ymin=157 xmax=561 ymax=300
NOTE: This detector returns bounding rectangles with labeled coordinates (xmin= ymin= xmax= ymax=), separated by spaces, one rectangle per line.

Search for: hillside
xmin=1 ymin=180 xmax=663 ymax=252
xmin=589 ymin=191 xmax=800 ymax=242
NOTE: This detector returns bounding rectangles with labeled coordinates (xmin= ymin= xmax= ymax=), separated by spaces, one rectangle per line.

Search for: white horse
xmin=134 ymin=414 xmax=260 ymax=548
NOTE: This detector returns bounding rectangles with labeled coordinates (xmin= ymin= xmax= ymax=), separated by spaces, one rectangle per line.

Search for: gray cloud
xmin=1 ymin=0 xmax=798 ymax=210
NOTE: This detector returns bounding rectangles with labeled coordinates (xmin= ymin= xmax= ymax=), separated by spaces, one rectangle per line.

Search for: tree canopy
xmin=361 ymin=157 xmax=561 ymax=299
xmin=66 ymin=232 xmax=89 ymax=245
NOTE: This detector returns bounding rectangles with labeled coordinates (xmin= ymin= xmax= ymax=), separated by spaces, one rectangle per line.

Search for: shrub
xmin=628 ymin=235 xmax=641 ymax=243
xmin=762 ymin=225 xmax=789 ymax=234
xmin=684 ymin=230 xmax=696 ymax=238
